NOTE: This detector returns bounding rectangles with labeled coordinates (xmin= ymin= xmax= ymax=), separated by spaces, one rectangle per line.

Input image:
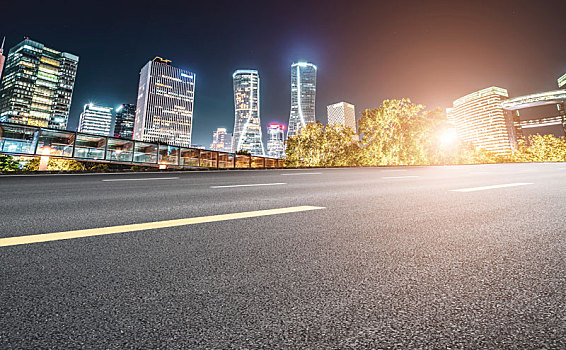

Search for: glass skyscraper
xmin=78 ymin=103 xmax=113 ymax=136
xmin=232 ymin=70 xmax=264 ymax=155
xmin=114 ymin=103 xmax=136 ymax=139
xmin=0 ymin=38 xmax=79 ymax=129
xmin=134 ymin=57 xmax=195 ymax=147
xmin=287 ymin=61 xmax=317 ymax=139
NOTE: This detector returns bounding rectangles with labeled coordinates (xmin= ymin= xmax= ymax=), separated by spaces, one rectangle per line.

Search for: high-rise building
xmin=447 ymin=87 xmax=515 ymax=155
xmin=558 ymin=73 xmax=566 ymax=89
xmin=210 ymin=127 xmax=232 ymax=152
xmin=267 ymin=123 xmax=285 ymax=158
xmin=114 ymin=103 xmax=136 ymax=139
xmin=287 ymin=61 xmax=317 ymax=139
xmin=0 ymin=37 xmax=6 ymax=82
xmin=0 ymin=38 xmax=79 ymax=129
xmin=232 ymin=69 xmax=264 ymax=155
xmin=133 ymin=57 xmax=196 ymax=147
xmin=327 ymin=102 xmax=356 ymax=131
xmin=78 ymin=103 xmax=113 ymax=136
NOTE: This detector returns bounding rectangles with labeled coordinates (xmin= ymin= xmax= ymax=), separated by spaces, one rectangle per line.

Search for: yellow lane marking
xmin=0 ymin=206 xmax=325 ymax=247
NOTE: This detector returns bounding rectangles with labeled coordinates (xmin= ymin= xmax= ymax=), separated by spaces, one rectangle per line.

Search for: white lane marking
xmin=102 ymin=177 xmax=179 ymax=182
xmin=210 ymin=182 xmax=287 ymax=188
xmin=0 ymin=206 xmax=325 ymax=247
xmin=451 ymin=182 xmax=534 ymax=192
xmin=281 ymin=172 xmax=322 ymax=176
xmin=382 ymin=176 xmax=420 ymax=179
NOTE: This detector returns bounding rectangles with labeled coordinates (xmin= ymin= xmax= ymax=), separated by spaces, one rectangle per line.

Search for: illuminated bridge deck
xmin=0 ymin=122 xmax=283 ymax=169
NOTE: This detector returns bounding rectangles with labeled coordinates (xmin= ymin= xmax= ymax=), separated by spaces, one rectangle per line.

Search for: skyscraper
xmin=114 ymin=103 xmax=136 ymax=139
xmin=267 ymin=123 xmax=285 ymax=158
xmin=232 ymin=70 xmax=264 ymax=155
xmin=558 ymin=73 xmax=566 ymax=89
xmin=78 ymin=103 xmax=113 ymax=136
xmin=210 ymin=127 xmax=232 ymax=152
xmin=287 ymin=61 xmax=317 ymax=139
xmin=447 ymin=87 xmax=514 ymax=155
xmin=133 ymin=57 xmax=196 ymax=147
xmin=0 ymin=38 xmax=79 ymax=129
xmin=0 ymin=37 xmax=6 ymax=82
xmin=327 ymin=102 xmax=356 ymax=131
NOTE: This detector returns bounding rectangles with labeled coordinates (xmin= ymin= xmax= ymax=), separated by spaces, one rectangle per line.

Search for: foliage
xmin=285 ymin=122 xmax=360 ymax=167
xmin=24 ymin=157 xmax=84 ymax=171
xmin=236 ymin=150 xmax=252 ymax=156
xmin=0 ymin=155 xmax=20 ymax=171
xmin=513 ymin=134 xmax=566 ymax=162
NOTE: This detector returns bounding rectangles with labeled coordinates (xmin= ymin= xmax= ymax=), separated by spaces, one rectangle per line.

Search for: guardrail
xmin=0 ymin=122 xmax=284 ymax=169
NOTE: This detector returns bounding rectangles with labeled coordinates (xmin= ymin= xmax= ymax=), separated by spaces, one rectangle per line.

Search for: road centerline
xmin=102 ymin=177 xmax=179 ymax=182
xmin=281 ymin=172 xmax=322 ymax=176
xmin=450 ymin=182 xmax=534 ymax=192
xmin=382 ymin=175 xmax=419 ymax=179
xmin=210 ymin=182 xmax=287 ymax=188
xmin=0 ymin=206 xmax=325 ymax=247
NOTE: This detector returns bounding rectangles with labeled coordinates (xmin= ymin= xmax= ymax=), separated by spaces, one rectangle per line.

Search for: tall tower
xmin=287 ymin=61 xmax=317 ymax=139
xmin=232 ymin=70 xmax=264 ymax=155
xmin=114 ymin=103 xmax=136 ymax=139
xmin=133 ymin=57 xmax=196 ymax=147
xmin=0 ymin=37 xmax=5 ymax=83
xmin=0 ymin=38 xmax=79 ymax=129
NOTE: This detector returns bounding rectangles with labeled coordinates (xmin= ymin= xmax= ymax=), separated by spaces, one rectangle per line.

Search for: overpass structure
xmin=0 ymin=122 xmax=284 ymax=169
xmin=502 ymin=89 xmax=566 ymax=135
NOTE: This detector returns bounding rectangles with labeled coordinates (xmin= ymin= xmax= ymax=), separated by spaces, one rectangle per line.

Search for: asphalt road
xmin=1 ymin=163 xmax=565 ymax=349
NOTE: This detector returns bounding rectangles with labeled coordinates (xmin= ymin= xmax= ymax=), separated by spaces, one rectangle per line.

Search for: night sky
xmin=2 ymin=0 xmax=566 ymax=146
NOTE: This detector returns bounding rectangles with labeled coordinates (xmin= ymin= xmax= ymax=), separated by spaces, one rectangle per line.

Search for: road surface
xmin=1 ymin=163 xmax=565 ymax=349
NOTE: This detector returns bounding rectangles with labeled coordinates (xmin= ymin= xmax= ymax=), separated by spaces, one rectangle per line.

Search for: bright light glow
xmin=116 ymin=105 xmax=123 ymax=112
xmin=439 ymin=128 xmax=458 ymax=147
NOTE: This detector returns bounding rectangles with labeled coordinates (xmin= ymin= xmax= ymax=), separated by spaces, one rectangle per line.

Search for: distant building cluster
xmin=0 ymin=37 xmax=359 ymax=159
xmin=10 ymin=35 xmax=564 ymax=161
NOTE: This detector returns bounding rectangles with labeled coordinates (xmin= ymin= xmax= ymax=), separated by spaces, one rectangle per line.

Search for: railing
xmin=0 ymin=122 xmax=285 ymax=169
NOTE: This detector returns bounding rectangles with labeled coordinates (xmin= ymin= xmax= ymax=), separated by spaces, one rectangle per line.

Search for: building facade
xmin=0 ymin=38 xmax=5 ymax=82
xmin=133 ymin=57 xmax=196 ymax=147
xmin=287 ymin=61 xmax=317 ymax=139
xmin=114 ymin=103 xmax=136 ymax=139
xmin=78 ymin=103 xmax=113 ymax=136
xmin=327 ymin=102 xmax=356 ymax=131
xmin=267 ymin=123 xmax=285 ymax=158
xmin=232 ymin=70 xmax=264 ymax=155
xmin=210 ymin=127 xmax=232 ymax=152
xmin=447 ymin=87 xmax=515 ymax=155
xmin=0 ymin=38 xmax=79 ymax=129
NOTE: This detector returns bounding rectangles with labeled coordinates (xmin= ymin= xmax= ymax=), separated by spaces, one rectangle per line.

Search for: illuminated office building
xmin=210 ymin=127 xmax=232 ymax=152
xmin=0 ymin=38 xmax=79 ymax=129
xmin=267 ymin=123 xmax=285 ymax=158
xmin=287 ymin=61 xmax=317 ymax=139
xmin=232 ymin=69 xmax=264 ymax=155
xmin=133 ymin=57 xmax=196 ymax=147
xmin=558 ymin=73 xmax=566 ymax=89
xmin=447 ymin=87 xmax=515 ymax=155
xmin=327 ymin=101 xmax=356 ymax=131
xmin=0 ymin=38 xmax=5 ymax=82
xmin=114 ymin=103 xmax=136 ymax=139
xmin=78 ymin=103 xmax=113 ymax=136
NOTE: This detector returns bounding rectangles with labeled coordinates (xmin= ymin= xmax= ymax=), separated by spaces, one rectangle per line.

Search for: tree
xmin=235 ymin=150 xmax=252 ymax=156
xmin=0 ymin=155 xmax=20 ymax=171
xmin=24 ymin=157 xmax=84 ymax=171
xmin=358 ymin=99 xmax=443 ymax=166
xmin=513 ymin=134 xmax=566 ymax=162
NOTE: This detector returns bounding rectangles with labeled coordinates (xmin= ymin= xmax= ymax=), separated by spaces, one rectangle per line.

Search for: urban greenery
xmin=0 ymin=154 xmax=20 ymax=171
xmin=285 ymin=98 xmax=566 ymax=167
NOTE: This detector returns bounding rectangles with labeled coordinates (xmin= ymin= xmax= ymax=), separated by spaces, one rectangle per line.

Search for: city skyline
xmin=2 ymin=1 xmax=566 ymax=147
